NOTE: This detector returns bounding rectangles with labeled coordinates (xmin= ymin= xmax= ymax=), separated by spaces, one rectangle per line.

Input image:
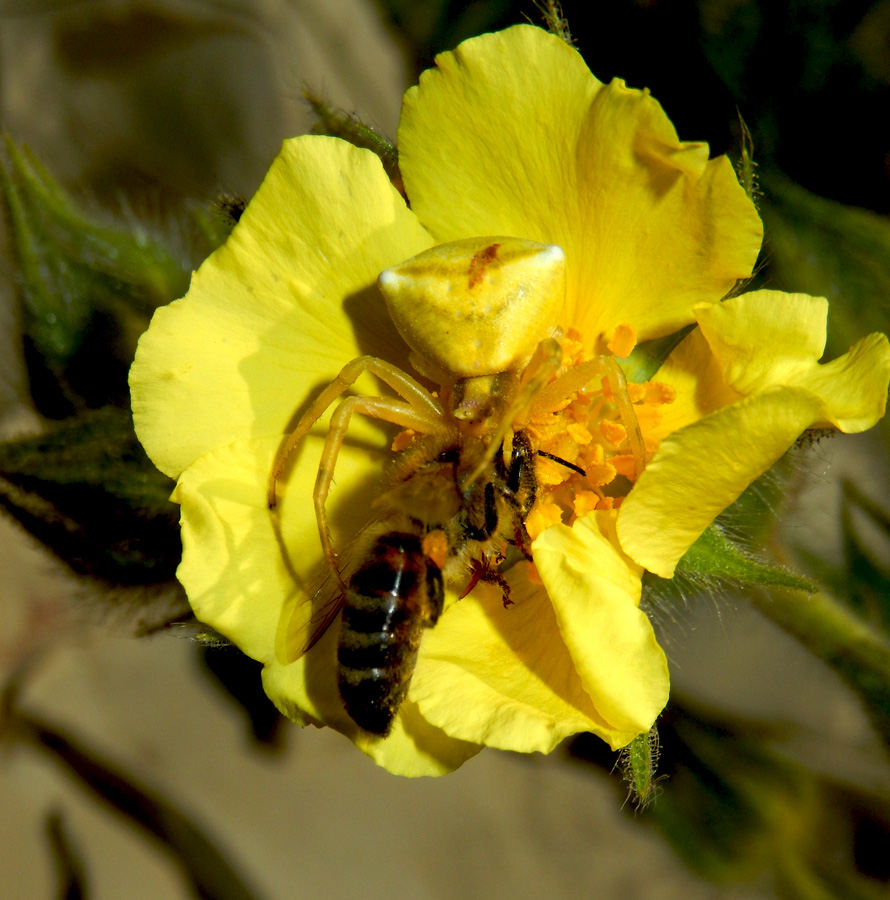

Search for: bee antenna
xmin=536 ymin=450 xmax=586 ymax=477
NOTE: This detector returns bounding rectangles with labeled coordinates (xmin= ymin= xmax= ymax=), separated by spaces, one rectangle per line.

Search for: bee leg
xmin=460 ymin=560 xmax=513 ymax=608
xmin=484 ymin=568 xmax=514 ymax=609
xmin=513 ymin=521 xmax=534 ymax=562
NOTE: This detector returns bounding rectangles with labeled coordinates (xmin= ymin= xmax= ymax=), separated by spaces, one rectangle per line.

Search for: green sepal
xmin=735 ymin=114 xmax=760 ymax=209
xmin=620 ymin=728 xmax=660 ymax=808
xmin=187 ymin=192 xmax=245 ymax=248
xmin=534 ymin=0 xmax=573 ymax=44
xmin=619 ymin=325 xmax=694 ymax=384
xmin=0 ymin=406 xmax=181 ymax=584
xmin=673 ymin=523 xmax=816 ymax=593
xmin=304 ymin=92 xmax=402 ymax=190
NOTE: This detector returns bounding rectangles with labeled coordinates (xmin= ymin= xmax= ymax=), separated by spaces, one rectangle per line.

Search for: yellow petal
xmin=411 ymin=570 xmax=643 ymax=753
xmin=696 ymin=291 xmax=829 ymax=392
xmin=621 ymin=290 xmax=890 ymax=576
xmin=645 ymin=327 xmax=744 ymax=440
xmin=618 ymin=387 xmax=828 ymax=577
xmin=533 ymin=513 xmax=669 ymax=736
xmin=695 ymin=291 xmax=890 ymax=431
xmin=131 ymin=136 xmax=433 ymax=479
xmin=398 ymin=24 xmax=762 ymax=350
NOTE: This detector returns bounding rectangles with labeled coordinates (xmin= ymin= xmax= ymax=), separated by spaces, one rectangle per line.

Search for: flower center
xmin=523 ymin=328 xmax=675 ymax=541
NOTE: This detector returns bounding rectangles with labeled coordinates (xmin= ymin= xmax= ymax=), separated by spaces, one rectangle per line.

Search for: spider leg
xmin=462 ymin=338 xmax=563 ymax=490
xmin=313 ymin=395 xmax=450 ymax=591
xmin=268 ymin=356 xmax=443 ymax=508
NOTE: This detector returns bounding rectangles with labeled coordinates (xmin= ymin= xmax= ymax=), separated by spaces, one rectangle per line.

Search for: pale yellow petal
xmin=695 ymin=292 xmax=829 ymax=394
xmin=412 ymin=571 xmax=642 ymax=753
xmin=399 ymin=24 xmax=761 ymax=351
xmin=617 ymin=387 xmax=826 ymax=577
xmin=621 ymin=291 xmax=889 ymax=576
xmin=695 ymin=291 xmax=890 ymax=431
xmin=533 ymin=513 xmax=669 ymax=735
xmin=131 ymin=136 xmax=433 ymax=478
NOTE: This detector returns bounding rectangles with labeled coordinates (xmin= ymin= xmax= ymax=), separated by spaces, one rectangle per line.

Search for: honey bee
xmin=268 ymin=237 xmax=643 ymax=736
xmin=333 ymin=427 xmax=541 ymax=735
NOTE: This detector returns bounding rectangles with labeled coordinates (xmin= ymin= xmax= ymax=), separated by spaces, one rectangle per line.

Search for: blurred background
xmin=0 ymin=1 xmax=889 ymax=898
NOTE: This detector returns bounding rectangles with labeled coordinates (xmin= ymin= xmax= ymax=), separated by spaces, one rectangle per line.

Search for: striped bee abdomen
xmin=337 ymin=532 xmax=444 ymax=736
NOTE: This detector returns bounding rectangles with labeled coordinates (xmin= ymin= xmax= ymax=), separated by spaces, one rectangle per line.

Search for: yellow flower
xmin=129 ymin=25 xmax=889 ymax=776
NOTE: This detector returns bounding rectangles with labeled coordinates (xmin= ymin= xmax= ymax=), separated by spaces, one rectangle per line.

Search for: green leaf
xmin=0 ymin=406 xmax=181 ymax=584
xmin=0 ymin=137 xmax=194 ymax=414
xmin=752 ymin=587 xmax=890 ymax=748
xmin=652 ymin=703 xmax=814 ymax=884
xmin=839 ymin=479 xmax=890 ymax=632
xmin=619 ymin=326 xmax=694 ymax=385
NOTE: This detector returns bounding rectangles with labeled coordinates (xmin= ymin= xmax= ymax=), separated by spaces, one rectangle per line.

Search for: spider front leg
xmin=311 ymin=394 xmax=454 ymax=591
xmin=267 ymin=355 xmax=444 ymax=509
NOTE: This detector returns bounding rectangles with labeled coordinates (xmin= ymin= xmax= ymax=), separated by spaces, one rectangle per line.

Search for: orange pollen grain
xmin=644 ymin=381 xmax=677 ymax=405
xmin=572 ymin=490 xmax=601 ymax=519
xmin=525 ymin=501 xmax=564 ymax=542
xmin=584 ymin=461 xmax=617 ymax=488
xmin=611 ymin=455 xmax=637 ymax=479
xmin=422 ymin=530 xmax=449 ymax=570
xmin=392 ymin=429 xmax=416 ymax=452
xmin=566 ymin=423 xmax=592 ymax=445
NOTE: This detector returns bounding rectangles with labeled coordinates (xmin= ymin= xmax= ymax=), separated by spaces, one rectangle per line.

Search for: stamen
xmin=608 ymin=323 xmax=637 ymax=359
xmin=525 ymin=330 xmax=675 ymax=528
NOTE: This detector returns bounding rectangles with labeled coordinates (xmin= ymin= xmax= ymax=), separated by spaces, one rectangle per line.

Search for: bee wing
xmin=275 ymin=568 xmax=344 ymax=664
xmin=302 ymin=589 xmax=345 ymax=655
xmin=274 ymin=523 xmax=378 ymax=664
